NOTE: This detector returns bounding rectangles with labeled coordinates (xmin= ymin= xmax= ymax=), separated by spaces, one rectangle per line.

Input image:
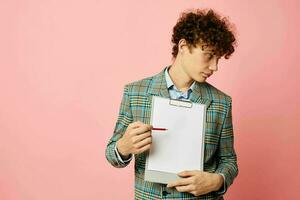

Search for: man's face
xmin=180 ymin=42 xmax=220 ymax=82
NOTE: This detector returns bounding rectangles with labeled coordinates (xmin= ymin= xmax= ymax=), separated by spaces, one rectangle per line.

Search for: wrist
xmin=116 ymin=138 xmax=130 ymax=158
xmin=212 ymin=173 xmax=224 ymax=191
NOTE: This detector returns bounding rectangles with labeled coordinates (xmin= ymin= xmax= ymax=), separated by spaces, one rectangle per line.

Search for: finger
xmin=134 ymin=125 xmax=152 ymax=135
xmin=133 ymin=131 xmax=151 ymax=143
xmin=135 ymin=136 xmax=152 ymax=149
xmin=167 ymin=177 xmax=193 ymax=188
xmin=177 ymin=170 xmax=199 ymax=177
xmin=135 ymin=143 xmax=151 ymax=154
xmin=174 ymin=185 xmax=194 ymax=193
xmin=128 ymin=121 xmax=143 ymax=130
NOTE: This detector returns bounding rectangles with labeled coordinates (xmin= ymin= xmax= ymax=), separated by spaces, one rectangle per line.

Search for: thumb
xmin=177 ymin=170 xmax=198 ymax=177
xmin=177 ymin=171 xmax=191 ymax=177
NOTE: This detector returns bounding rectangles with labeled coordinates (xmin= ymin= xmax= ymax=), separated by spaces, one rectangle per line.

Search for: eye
xmin=205 ymin=53 xmax=213 ymax=59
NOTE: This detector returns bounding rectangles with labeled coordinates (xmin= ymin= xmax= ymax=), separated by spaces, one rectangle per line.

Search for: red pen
xmin=151 ymin=127 xmax=168 ymax=131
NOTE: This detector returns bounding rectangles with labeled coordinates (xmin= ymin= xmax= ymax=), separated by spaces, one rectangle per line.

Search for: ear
xmin=178 ymin=38 xmax=189 ymax=53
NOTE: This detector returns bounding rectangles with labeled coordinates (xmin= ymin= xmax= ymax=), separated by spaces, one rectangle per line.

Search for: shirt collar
xmin=164 ymin=65 xmax=196 ymax=91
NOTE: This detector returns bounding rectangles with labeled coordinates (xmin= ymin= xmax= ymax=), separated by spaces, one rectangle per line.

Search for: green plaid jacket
xmin=105 ymin=67 xmax=238 ymax=199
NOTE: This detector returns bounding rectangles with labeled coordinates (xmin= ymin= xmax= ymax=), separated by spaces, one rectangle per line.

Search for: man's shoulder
xmin=127 ymin=75 xmax=154 ymax=88
xmin=204 ymin=82 xmax=232 ymax=104
xmin=123 ymin=74 xmax=157 ymax=95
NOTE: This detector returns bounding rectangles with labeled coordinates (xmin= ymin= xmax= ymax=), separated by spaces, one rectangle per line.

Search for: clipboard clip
xmin=169 ymin=98 xmax=193 ymax=108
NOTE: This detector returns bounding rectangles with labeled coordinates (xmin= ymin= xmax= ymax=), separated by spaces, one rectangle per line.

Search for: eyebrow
xmin=208 ymin=50 xmax=221 ymax=57
xmin=202 ymin=48 xmax=215 ymax=53
xmin=204 ymin=50 xmax=215 ymax=55
xmin=199 ymin=45 xmax=221 ymax=57
xmin=206 ymin=52 xmax=222 ymax=59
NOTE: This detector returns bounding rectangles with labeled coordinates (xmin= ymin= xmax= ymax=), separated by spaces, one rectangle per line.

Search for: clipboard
xmin=144 ymin=96 xmax=206 ymax=184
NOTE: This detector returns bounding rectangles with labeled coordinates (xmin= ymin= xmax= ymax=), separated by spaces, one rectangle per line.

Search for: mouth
xmin=202 ymin=73 xmax=211 ymax=78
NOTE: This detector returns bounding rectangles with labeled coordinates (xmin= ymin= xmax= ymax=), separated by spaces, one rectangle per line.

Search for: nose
xmin=209 ymin=58 xmax=218 ymax=72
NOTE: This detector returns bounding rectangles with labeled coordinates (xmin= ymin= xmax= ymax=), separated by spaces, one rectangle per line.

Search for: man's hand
xmin=166 ymin=170 xmax=224 ymax=196
xmin=116 ymin=121 xmax=152 ymax=157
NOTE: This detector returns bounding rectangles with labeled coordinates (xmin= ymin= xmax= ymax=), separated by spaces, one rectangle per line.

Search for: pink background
xmin=1 ymin=0 xmax=299 ymax=199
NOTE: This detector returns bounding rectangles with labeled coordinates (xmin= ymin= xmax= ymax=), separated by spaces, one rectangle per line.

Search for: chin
xmin=194 ymin=76 xmax=206 ymax=83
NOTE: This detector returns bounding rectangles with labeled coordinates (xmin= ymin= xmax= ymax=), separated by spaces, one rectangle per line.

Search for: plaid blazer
xmin=106 ymin=67 xmax=238 ymax=200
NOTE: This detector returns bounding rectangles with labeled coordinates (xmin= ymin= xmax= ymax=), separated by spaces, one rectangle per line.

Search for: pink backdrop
xmin=1 ymin=0 xmax=299 ymax=199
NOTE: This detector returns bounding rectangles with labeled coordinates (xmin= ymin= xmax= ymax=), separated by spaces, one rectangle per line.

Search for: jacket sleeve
xmin=214 ymin=97 xmax=238 ymax=194
xmin=105 ymin=84 xmax=134 ymax=168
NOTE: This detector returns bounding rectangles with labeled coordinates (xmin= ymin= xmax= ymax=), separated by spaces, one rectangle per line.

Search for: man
xmin=106 ymin=8 xmax=238 ymax=200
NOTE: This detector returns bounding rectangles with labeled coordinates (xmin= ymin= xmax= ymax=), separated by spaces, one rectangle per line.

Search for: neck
xmin=168 ymin=59 xmax=194 ymax=92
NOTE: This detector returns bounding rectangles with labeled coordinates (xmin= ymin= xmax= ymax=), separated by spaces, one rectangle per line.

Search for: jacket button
xmin=162 ymin=190 xmax=170 ymax=196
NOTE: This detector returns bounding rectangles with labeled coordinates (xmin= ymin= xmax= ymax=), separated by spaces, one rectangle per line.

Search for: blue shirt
xmin=164 ymin=65 xmax=195 ymax=100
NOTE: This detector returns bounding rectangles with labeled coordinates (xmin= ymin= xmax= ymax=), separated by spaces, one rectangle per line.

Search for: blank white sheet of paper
xmin=147 ymin=96 xmax=206 ymax=174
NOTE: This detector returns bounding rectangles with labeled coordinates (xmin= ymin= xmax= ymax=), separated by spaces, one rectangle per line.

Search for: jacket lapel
xmin=147 ymin=67 xmax=170 ymax=98
xmin=189 ymin=82 xmax=212 ymax=109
